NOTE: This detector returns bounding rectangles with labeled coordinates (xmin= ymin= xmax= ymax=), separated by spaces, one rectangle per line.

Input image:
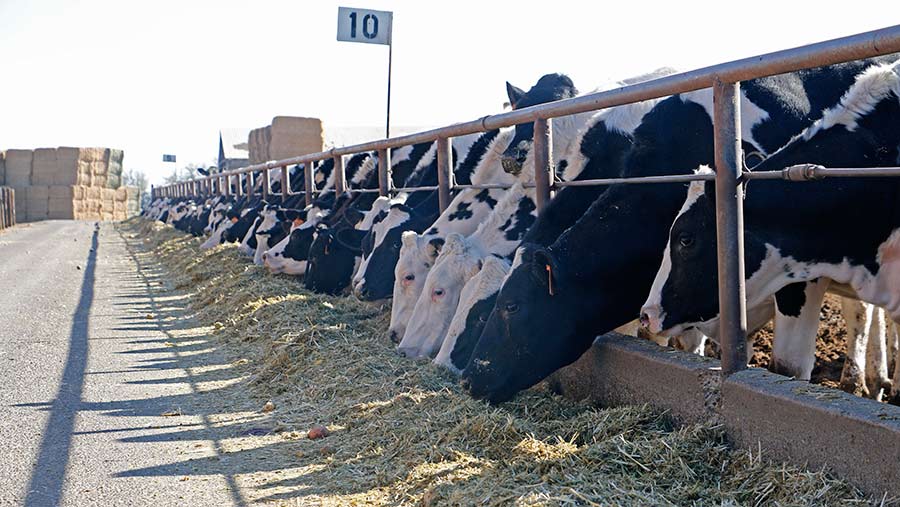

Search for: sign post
xmin=337 ymin=6 xmax=393 ymax=138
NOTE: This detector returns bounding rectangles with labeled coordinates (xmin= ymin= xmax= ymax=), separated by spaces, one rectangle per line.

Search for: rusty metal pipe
xmin=378 ymin=148 xmax=391 ymax=197
xmin=713 ymin=79 xmax=748 ymax=376
xmin=532 ymin=118 xmax=553 ymax=212
xmin=436 ymin=137 xmax=452 ymax=212
xmin=305 ymin=162 xmax=315 ymax=207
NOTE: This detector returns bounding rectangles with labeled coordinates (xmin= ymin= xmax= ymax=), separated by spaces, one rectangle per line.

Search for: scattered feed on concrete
xmin=124 ymin=218 xmax=889 ymax=506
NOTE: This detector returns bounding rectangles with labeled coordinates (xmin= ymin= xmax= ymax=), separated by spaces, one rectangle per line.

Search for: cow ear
xmin=531 ymin=248 xmax=562 ymax=296
xmin=506 ymin=82 xmax=526 ymax=109
xmin=401 ymin=231 xmax=419 ymax=250
xmin=426 ymin=237 xmax=445 ymax=262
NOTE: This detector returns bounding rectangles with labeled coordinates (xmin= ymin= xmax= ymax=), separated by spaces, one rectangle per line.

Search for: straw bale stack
xmin=5 ymin=149 xmax=33 ymax=187
xmin=0 ymin=151 xmax=5 ymax=186
xmin=25 ymin=185 xmax=49 ymax=222
xmin=31 ymin=148 xmax=58 ymax=186
xmin=106 ymin=149 xmax=124 ymax=189
xmin=248 ymin=117 xmax=324 ymax=164
xmin=269 ymin=116 xmax=324 ymax=161
xmin=48 ymin=185 xmax=76 ymax=219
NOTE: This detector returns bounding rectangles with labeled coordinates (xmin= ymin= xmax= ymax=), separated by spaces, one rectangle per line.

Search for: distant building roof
xmin=219 ymin=128 xmax=250 ymax=160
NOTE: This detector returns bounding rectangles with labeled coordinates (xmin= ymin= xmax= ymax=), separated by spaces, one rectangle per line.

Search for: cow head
xmin=353 ymin=203 xmax=416 ymax=301
xmin=640 ymin=174 xmax=721 ymax=336
xmin=460 ymin=244 xmax=588 ymax=403
xmin=387 ymin=232 xmax=444 ymax=344
xmin=501 ymin=74 xmax=578 ymax=175
xmin=262 ymin=211 xmax=325 ymax=275
xmin=398 ymin=233 xmax=483 ymax=359
xmin=434 ymin=255 xmax=510 ymax=374
xmin=304 ymin=225 xmax=366 ymax=295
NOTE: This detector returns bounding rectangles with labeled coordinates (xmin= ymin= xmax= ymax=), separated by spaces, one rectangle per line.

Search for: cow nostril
xmin=389 ymin=330 xmax=400 ymax=344
xmin=639 ymin=312 xmax=651 ymax=328
xmin=460 ymin=378 xmax=471 ymax=392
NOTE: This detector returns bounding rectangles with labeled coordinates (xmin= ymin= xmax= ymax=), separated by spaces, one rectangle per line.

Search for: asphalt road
xmin=0 ymin=221 xmax=248 ymax=506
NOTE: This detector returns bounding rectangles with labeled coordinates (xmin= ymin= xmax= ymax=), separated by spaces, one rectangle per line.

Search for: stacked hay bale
xmin=0 ymin=147 xmax=125 ymax=222
xmin=5 ymin=149 xmax=33 ymax=216
xmin=0 ymin=151 xmax=5 ymax=186
xmin=248 ymin=117 xmax=323 ymax=164
xmin=106 ymin=149 xmax=124 ymax=189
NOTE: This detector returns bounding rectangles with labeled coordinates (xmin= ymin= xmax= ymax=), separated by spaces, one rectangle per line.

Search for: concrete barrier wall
xmin=549 ymin=333 xmax=900 ymax=497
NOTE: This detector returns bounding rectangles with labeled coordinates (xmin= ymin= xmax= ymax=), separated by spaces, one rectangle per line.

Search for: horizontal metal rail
xmin=154 ymin=24 xmax=900 ymax=197
xmin=743 ymin=165 xmax=900 ymax=181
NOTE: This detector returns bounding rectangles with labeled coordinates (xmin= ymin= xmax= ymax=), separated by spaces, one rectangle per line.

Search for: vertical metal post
xmin=386 ymin=41 xmax=392 ymax=138
xmin=261 ymin=168 xmax=270 ymax=200
xmin=333 ymin=155 xmax=346 ymax=194
xmin=713 ymin=78 xmax=748 ymax=375
xmin=533 ymin=118 xmax=554 ymax=214
xmin=281 ymin=165 xmax=290 ymax=197
xmin=224 ymin=175 xmax=230 ymax=197
xmin=236 ymin=173 xmax=244 ymax=196
xmin=378 ymin=148 xmax=391 ymax=197
xmin=305 ymin=162 xmax=315 ymax=207
xmin=437 ymin=137 xmax=453 ymax=212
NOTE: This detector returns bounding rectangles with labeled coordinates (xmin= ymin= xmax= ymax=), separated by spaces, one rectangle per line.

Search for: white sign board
xmin=337 ymin=7 xmax=392 ymax=45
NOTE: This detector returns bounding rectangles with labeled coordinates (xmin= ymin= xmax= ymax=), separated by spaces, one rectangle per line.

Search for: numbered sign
xmin=162 ymin=154 xmax=176 ymax=163
xmin=337 ymin=7 xmax=392 ymax=45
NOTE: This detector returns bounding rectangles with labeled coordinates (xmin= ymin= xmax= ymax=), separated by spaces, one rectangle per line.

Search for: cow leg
xmin=864 ymin=305 xmax=889 ymax=401
xmin=890 ymin=320 xmax=900 ymax=405
xmin=770 ymin=280 xmax=828 ymax=380
xmin=840 ymin=298 xmax=872 ymax=398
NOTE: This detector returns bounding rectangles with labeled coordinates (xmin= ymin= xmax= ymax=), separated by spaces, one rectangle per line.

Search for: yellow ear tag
xmin=546 ymin=264 xmax=554 ymax=296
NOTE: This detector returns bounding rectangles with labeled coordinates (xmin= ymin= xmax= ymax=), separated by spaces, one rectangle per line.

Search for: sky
xmin=0 ymin=0 xmax=895 ymax=186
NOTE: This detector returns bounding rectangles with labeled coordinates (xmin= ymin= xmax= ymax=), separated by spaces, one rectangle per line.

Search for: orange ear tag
xmin=546 ymin=264 xmax=555 ymax=296
xmin=292 ymin=218 xmax=304 ymax=227
xmin=230 ymin=217 xmax=239 ymax=224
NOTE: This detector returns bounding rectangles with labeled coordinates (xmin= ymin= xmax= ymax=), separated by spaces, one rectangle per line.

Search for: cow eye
xmin=478 ymin=313 xmax=488 ymax=323
xmin=678 ymin=233 xmax=694 ymax=248
xmin=433 ymin=288 xmax=445 ymax=298
xmin=505 ymin=302 xmax=519 ymax=314
xmin=404 ymin=274 xmax=415 ymax=282
xmin=392 ymin=242 xmax=401 ymax=251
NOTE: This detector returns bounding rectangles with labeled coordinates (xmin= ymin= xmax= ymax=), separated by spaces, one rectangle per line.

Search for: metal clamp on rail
xmin=781 ymin=164 xmax=825 ymax=181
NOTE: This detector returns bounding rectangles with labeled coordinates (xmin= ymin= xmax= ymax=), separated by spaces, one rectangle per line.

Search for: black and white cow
xmin=352 ymin=130 xmax=503 ymax=301
xmin=460 ymin=58 xmax=894 ymax=403
xmin=641 ymin=60 xmax=900 ymax=403
xmin=398 ymin=182 xmax=537 ymax=358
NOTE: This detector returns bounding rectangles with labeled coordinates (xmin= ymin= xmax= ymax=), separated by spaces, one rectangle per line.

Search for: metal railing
xmin=152 ymin=25 xmax=900 ymax=376
xmin=0 ymin=187 xmax=16 ymax=231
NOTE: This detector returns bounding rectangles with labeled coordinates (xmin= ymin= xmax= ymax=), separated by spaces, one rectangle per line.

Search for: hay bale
xmin=49 ymin=185 xmax=75 ymax=201
xmin=101 ymin=188 xmax=116 ymax=202
xmin=72 ymin=185 xmax=86 ymax=200
xmin=26 ymin=185 xmax=50 ymax=202
xmin=115 ymin=186 xmax=128 ymax=202
xmin=5 ymin=149 xmax=33 ymax=187
xmin=31 ymin=148 xmax=58 ymax=186
xmin=269 ymin=116 xmax=324 ymax=161
xmin=85 ymin=186 xmax=102 ymax=201
xmin=12 ymin=186 xmax=26 ymax=217
xmin=55 ymin=147 xmax=81 ymax=185
xmin=0 ymin=151 xmax=6 ymax=186
xmin=106 ymin=149 xmax=124 ymax=189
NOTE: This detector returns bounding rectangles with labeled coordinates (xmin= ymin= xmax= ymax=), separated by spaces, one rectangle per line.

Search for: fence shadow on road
xmin=96 ymin=225 xmax=446 ymax=505
xmin=21 ymin=227 xmax=99 ymax=507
